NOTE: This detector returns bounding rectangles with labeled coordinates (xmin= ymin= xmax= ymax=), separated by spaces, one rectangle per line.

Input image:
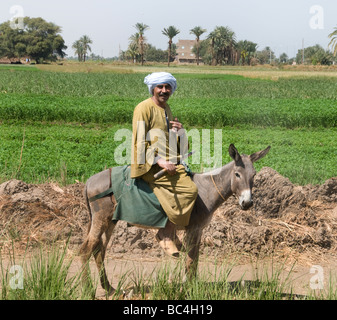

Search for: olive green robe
xmin=131 ymin=98 xmax=197 ymax=227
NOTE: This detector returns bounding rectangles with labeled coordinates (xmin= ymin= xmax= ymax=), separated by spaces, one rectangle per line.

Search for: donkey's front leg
xmin=184 ymin=227 xmax=202 ymax=280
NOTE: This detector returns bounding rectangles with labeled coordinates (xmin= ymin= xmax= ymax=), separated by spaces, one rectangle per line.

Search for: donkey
xmin=79 ymin=144 xmax=270 ymax=294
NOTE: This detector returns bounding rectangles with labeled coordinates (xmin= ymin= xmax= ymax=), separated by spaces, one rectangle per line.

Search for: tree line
xmin=124 ymin=23 xmax=337 ymax=66
xmin=0 ymin=16 xmax=337 ymax=66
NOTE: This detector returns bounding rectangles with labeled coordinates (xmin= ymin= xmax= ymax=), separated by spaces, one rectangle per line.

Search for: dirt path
xmin=67 ymin=251 xmax=337 ymax=298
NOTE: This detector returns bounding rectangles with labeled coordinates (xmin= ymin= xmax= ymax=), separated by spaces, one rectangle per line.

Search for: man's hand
xmin=170 ymin=117 xmax=185 ymax=136
xmin=157 ymin=158 xmax=177 ymax=176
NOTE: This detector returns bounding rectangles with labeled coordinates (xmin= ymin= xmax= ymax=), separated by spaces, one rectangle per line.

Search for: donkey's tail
xmin=83 ymin=183 xmax=92 ymax=235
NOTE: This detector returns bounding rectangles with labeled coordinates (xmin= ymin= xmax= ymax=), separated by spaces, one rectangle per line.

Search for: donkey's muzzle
xmin=240 ymin=200 xmax=253 ymax=210
xmin=239 ymin=190 xmax=253 ymax=210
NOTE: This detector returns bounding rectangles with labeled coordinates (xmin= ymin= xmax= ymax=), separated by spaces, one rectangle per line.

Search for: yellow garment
xmin=131 ymin=97 xmax=176 ymax=178
xmin=131 ymin=97 xmax=198 ymax=227
xmin=142 ymin=164 xmax=198 ymax=227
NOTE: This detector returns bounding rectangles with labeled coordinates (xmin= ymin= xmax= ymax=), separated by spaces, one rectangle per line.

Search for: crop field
xmin=0 ymin=63 xmax=336 ymax=185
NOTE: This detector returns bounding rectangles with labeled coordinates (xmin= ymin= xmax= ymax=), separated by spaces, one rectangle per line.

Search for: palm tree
xmin=134 ymin=22 xmax=149 ymax=66
xmin=127 ymin=42 xmax=139 ymax=63
xmin=162 ymin=26 xmax=180 ymax=66
xmin=80 ymin=35 xmax=93 ymax=62
xmin=72 ymin=40 xmax=84 ymax=62
xmin=207 ymin=30 xmax=217 ymax=66
xmin=190 ymin=26 xmax=207 ymax=65
xmin=128 ymin=32 xmax=140 ymax=63
xmin=237 ymin=40 xmax=257 ymax=65
xmin=328 ymin=26 xmax=337 ymax=56
xmin=206 ymin=26 xmax=236 ymax=65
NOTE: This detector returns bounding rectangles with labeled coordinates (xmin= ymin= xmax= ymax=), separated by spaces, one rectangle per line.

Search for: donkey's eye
xmin=235 ymin=172 xmax=241 ymax=178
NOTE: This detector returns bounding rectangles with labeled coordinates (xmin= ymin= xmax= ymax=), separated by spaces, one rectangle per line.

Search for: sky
xmin=1 ymin=0 xmax=336 ymax=59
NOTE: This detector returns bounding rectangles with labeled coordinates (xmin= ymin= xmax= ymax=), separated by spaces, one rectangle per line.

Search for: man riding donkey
xmin=131 ymin=72 xmax=198 ymax=258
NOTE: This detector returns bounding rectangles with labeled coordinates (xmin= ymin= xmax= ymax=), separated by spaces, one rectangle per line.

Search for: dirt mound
xmin=0 ymin=167 xmax=336 ymax=259
xmin=0 ymin=180 xmax=88 ymax=249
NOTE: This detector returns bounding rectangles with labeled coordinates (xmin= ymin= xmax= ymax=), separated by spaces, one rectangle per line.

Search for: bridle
xmin=210 ymin=174 xmax=227 ymax=202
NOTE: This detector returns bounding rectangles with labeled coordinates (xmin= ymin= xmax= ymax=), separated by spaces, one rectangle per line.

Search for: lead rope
xmin=210 ymin=174 xmax=227 ymax=202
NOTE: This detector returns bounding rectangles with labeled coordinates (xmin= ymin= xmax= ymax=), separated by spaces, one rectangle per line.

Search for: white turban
xmin=144 ymin=72 xmax=177 ymax=95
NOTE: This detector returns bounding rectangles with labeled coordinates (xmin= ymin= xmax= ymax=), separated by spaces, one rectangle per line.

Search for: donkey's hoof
xmin=104 ymin=285 xmax=115 ymax=297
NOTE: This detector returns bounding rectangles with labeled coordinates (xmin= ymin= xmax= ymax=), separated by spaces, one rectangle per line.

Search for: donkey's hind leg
xmin=101 ymin=220 xmax=117 ymax=261
xmin=93 ymin=220 xmax=117 ymax=294
xmin=80 ymin=197 xmax=115 ymax=294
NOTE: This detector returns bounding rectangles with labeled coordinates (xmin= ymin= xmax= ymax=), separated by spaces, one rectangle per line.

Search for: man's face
xmin=153 ymin=84 xmax=172 ymax=104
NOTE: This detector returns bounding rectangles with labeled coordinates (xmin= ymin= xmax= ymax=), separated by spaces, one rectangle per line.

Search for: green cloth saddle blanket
xmin=90 ymin=165 xmax=168 ymax=228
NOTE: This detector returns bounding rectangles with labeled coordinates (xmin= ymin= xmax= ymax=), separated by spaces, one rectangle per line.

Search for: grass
xmin=139 ymin=256 xmax=299 ymax=300
xmin=0 ymin=122 xmax=335 ymax=185
xmin=34 ymin=61 xmax=337 ymax=78
xmin=0 ymin=242 xmax=96 ymax=300
xmin=0 ymin=66 xmax=335 ymax=185
xmin=2 ymin=241 xmax=337 ymax=300
xmin=0 ymin=69 xmax=336 ymax=127
xmin=121 ymin=255 xmax=337 ymax=300
xmin=0 ymin=247 xmax=300 ymax=300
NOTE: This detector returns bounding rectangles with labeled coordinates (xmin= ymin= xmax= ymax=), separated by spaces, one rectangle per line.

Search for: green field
xmin=0 ymin=64 xmax=336 ymax=185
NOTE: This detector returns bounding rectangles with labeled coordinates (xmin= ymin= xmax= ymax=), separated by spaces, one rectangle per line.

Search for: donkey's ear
xmin=249 ymin=146 xmax=271 ymax=163
xmin=229 ymin=144 xmax=242 ymax=163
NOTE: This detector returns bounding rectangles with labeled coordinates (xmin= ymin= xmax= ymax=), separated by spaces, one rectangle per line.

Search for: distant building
xmin=176 ymin=39 xmax=200 ymax=64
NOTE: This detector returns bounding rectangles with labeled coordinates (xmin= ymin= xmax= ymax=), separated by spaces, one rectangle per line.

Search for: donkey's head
xmin=229 ymin=144 xmax=270 ymax=210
